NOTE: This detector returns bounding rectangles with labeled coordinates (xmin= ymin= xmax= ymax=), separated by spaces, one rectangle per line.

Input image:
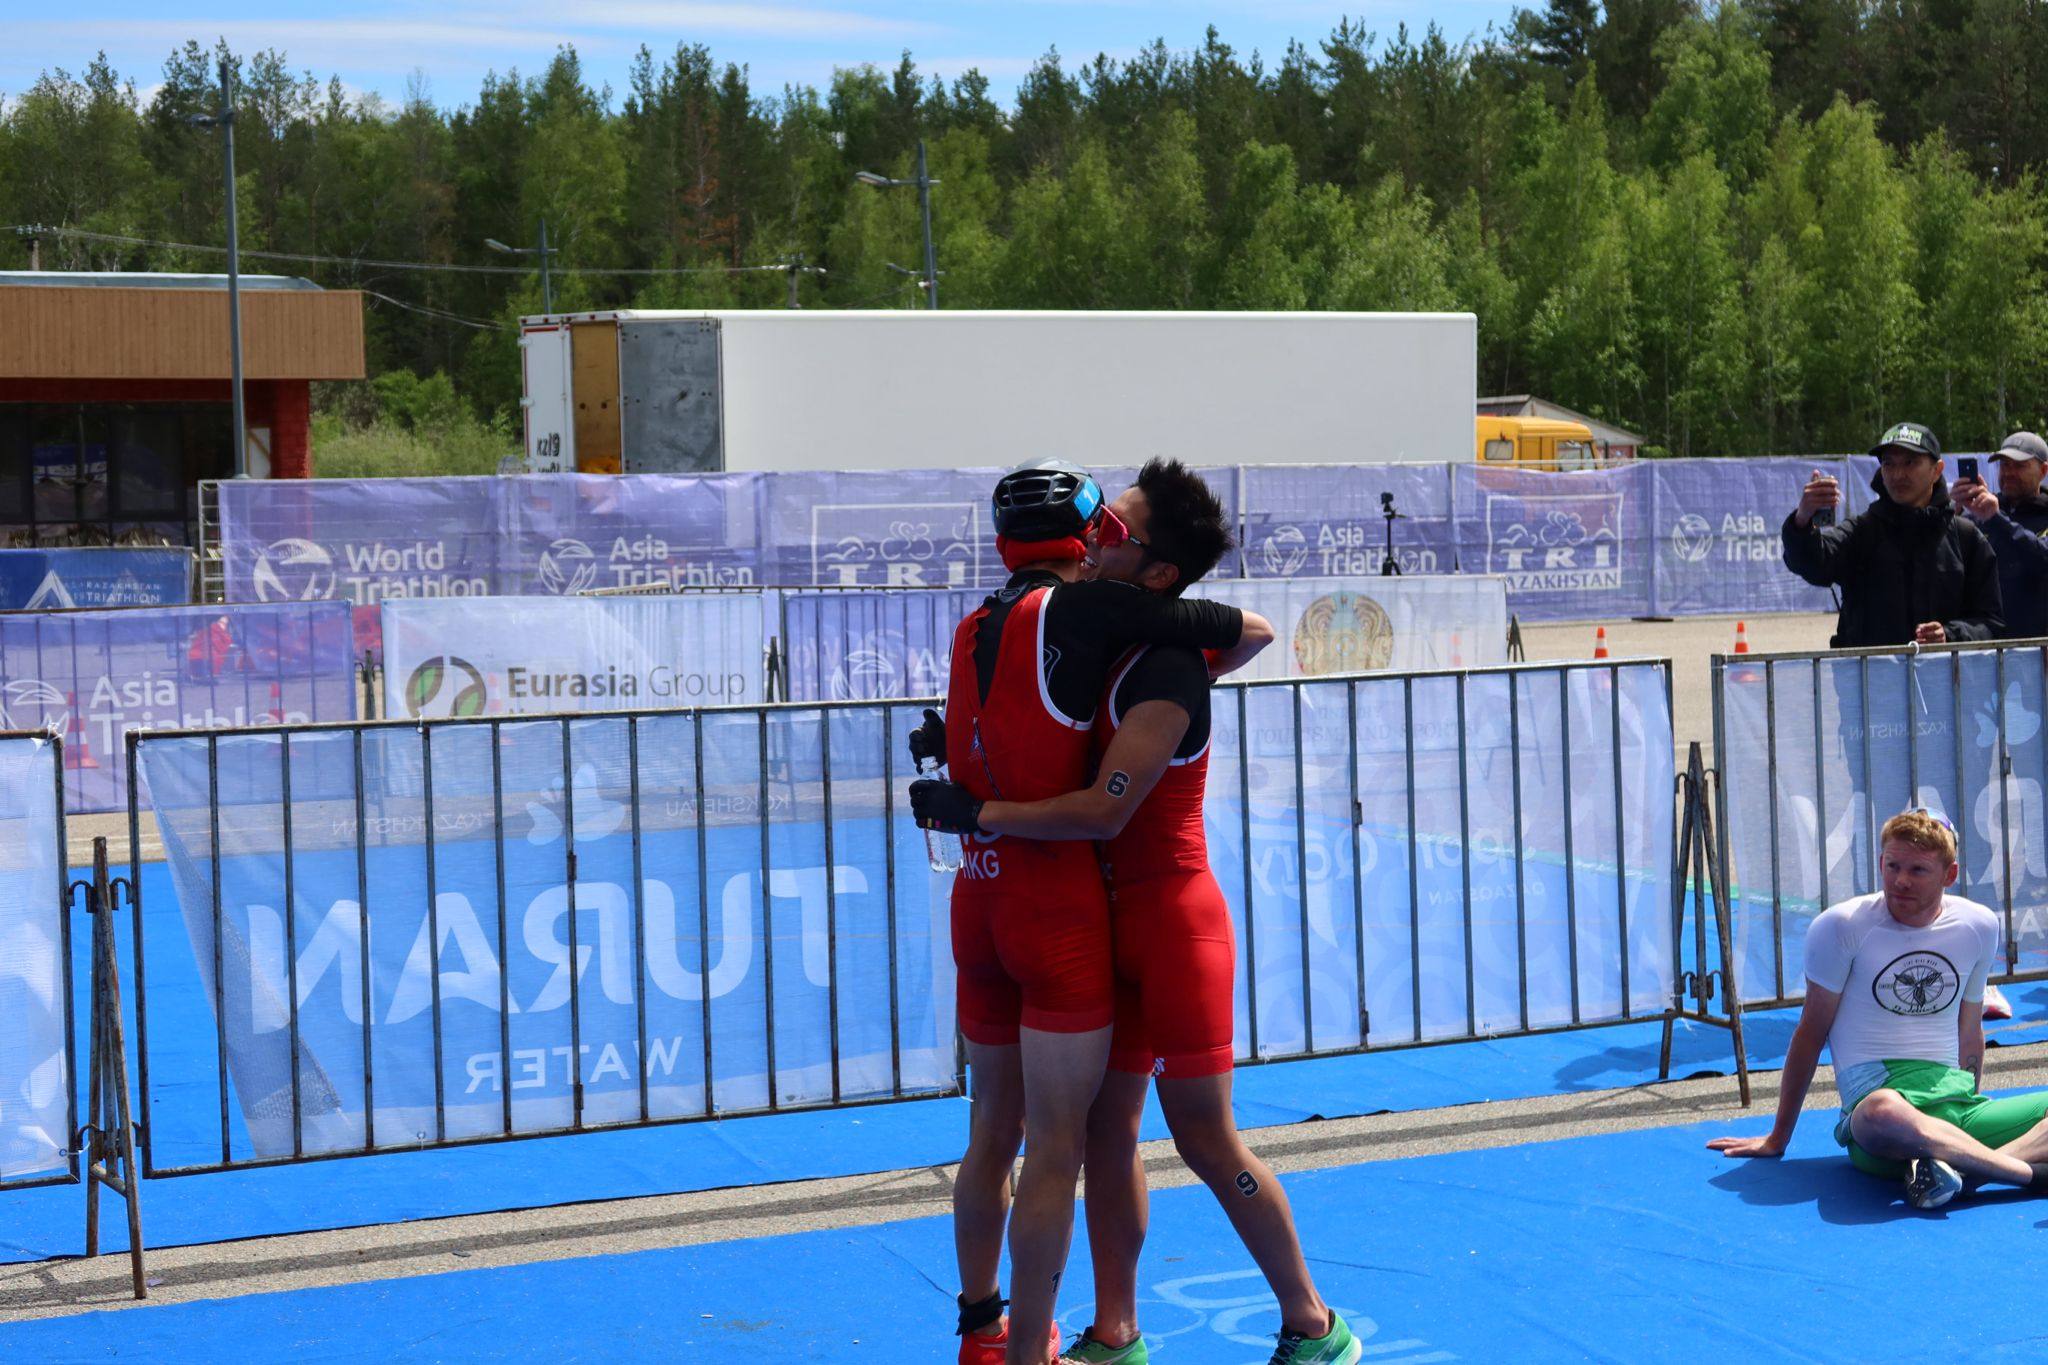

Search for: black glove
xmin=908 ymin=707 xmax=947 ymax=769
xmin=910 ymin=778 xmax=984 ymax=835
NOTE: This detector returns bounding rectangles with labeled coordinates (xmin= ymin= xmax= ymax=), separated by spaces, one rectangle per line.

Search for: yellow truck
xmin=1475 ymin=415 xmax=1601 ymax=470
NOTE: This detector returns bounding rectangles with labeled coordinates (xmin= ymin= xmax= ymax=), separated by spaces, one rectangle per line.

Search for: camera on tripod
xmin=1379 ymin=491 xmax=1402 ymax=577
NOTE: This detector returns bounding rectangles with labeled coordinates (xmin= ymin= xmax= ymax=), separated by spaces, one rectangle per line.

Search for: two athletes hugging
xmin=910 ymin=459 xmax=1361 ymax=1365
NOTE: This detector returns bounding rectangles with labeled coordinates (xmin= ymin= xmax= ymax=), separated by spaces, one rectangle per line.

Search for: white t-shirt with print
xmin=1802 ymin=892 xmax=2001 ymax=1110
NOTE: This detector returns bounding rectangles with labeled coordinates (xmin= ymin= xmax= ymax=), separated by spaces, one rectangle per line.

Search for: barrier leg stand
xmin=80 ymin=837 xmax=147 ymax=1298
xmin=1657 ymin=761 xmax=1699 ymax=1083
xmin=1697 ymin=765 xmax=1752 ymax=1108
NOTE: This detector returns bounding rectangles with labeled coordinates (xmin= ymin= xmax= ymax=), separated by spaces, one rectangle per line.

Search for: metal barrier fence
xmin=126 ymin=700 xmax=962 ymax=1177
xmin=1713 ymin=638 xmax=2048 ymax=1010
xmin=122 ymin=656 xmax=1682 ymax=1176
xmin=0 ymin=731 xmax=76 ymax=1191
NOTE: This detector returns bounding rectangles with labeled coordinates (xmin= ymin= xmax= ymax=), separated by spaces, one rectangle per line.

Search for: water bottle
xmin=917 ymin=754 xmax=965 ymax=873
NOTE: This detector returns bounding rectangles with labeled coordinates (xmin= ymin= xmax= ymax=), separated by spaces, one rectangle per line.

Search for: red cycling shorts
xmin=1107 ymin=868 xmax=1237 ymax=1079
xmin=950 ymin=843 xmax=1113 ymax=1046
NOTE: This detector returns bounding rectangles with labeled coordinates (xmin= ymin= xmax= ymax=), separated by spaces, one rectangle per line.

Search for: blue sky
xmin=8 ymin=1 xmax=1526 ymax=111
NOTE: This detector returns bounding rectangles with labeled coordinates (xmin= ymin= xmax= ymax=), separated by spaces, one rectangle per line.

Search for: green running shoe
xmin=1267 ymin=1312 xmax=1360 ymax=1365
xmin=1061 ymin=1328 xmax=1148 ymax=1364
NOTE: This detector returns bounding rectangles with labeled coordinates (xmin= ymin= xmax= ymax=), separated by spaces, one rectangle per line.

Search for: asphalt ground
xmin=62 ymin=610 xmax=1839 ymax=869
xmin=6 ymin=1039 xmax=2042 ymax=1327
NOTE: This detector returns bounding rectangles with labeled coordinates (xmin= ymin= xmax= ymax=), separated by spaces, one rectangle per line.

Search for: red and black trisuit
xmin=943 ymin=569 xmax=1241 ymax=1046
xmin=1096 ymin=644 xmax=1236 ymax=1079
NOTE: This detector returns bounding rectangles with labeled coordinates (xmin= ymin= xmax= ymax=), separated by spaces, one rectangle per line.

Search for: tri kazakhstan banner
xmin=380 ymin=596 xmax=769 ymax=719
xmin=217 ymin=460 xmax=1865 ymax=624
xmin=131 ymin=661 xmax=1674 ymax=1164
xmin=0 ymin=734 xmax=70 ymax=1185
xmin=0 ymin=602 xmax=358 ymax=814
xmin=0 ymin=548 xmax=193 ymax=612
xmin=1716 ymin=642 xmax=2048 ymax=1007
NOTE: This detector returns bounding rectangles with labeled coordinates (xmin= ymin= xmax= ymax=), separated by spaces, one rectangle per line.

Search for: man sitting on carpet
xmin=1707 ymin=809 xmax=2048 ymax=1208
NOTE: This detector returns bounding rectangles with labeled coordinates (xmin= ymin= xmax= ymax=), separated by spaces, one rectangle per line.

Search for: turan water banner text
xmin=0 ymin=602 xmax=357 ymax=814
xmin=0 ymin=548 xmax=193 ymax=611
xmin=1186 ymin=574 xmax=1509 ymax=680
xmin=381 ymin=596 xmax=769 ymax=719
xmin=0 ymin=733 xmax=70 ymax=1185
xmin=132 ymin=708 xmax=958 ymax=1168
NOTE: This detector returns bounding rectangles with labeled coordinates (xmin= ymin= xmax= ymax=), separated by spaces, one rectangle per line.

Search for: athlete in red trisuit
xmin=916 ymin=459 xmax=1357 ymax=1365
xmin=908 ymin=459 xmax=1274 ymax=1365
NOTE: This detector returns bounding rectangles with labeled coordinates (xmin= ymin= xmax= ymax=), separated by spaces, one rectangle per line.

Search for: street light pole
xmin=853 ymin=144 xmax=941 ymax=308
xmin=187 ymin=59 xmax=248 ymax=478
xmin=486 ymin=220 xmax=558 ymax=314
xmin=536 ymin=218 xmax=553 ymax=314
xmin=915 ymin=140 xmax=938 ymax=311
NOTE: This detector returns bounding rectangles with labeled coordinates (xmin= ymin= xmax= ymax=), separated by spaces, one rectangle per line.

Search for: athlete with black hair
xmin=916 ymin=459 xmax=1357 ymax=1365
xmin=910 ymin=458 xmax=1274 ymax=1365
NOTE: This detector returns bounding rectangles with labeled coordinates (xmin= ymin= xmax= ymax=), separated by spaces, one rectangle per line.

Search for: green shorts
xmin=1834 ymin=1059 xmax=2048 ymax=1179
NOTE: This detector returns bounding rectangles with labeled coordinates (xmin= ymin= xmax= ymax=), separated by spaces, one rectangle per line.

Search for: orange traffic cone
xmin=62 ymin=692 xmax=100 ymax=770
xmin=1733 ymin=621 xmax=1750 ymax=655
xmin=1593 ymin=626 xmax=1610 ymax=660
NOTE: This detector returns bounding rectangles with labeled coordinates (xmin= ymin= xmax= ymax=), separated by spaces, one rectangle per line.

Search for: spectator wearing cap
xmin=1785 ymin=421 xmax=2004 ymax=648
xmin=1952 ymin=432 xmax=2048 ymax=639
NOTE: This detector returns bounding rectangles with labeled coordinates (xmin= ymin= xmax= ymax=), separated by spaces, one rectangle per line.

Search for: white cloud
xmin=505 ymin=0 xmax=946 ymax=40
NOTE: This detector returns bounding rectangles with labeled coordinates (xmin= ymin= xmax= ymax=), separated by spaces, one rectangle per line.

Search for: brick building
xmin=0 ymin=273 xmax=364 ymax=546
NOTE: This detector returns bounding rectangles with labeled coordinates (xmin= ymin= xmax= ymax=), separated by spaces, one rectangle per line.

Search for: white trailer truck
xmin=519 ymin=309 xmax=1476 ymax=475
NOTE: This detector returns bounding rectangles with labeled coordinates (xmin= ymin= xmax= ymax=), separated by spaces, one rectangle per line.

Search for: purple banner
xmin=1453 ymin=464 xmax=1651 ymax=621
xmin=1649 ymin=458 xmax=1839 ymax=616
xmin=497 ymin=474 xmax=763 ymax=594
xmin=0 ymin=602 xmax=357 ymax=813
xmin=1240 ymin=464 xmax=1456 ymax=579
xmin=0 ymin=548 xmax=193 ymax=611
xmin=221 ymin=478 xmax=499 ymax=604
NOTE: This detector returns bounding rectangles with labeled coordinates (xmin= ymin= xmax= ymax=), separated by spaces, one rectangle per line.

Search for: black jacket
xmin=1975 ymin=489 xmax=2048 ymax=640
xmin=1781 ymin=471 xmax=2004 ymax=648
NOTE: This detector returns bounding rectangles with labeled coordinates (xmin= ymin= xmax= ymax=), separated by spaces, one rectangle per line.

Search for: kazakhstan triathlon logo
xmin=1873 ymin=949 xmax=1960 ymax=1017
xmin=1293 ymin=591 xmax=1393 ymax=675
xmin=404 ymin=656 xmax=489 ymax=718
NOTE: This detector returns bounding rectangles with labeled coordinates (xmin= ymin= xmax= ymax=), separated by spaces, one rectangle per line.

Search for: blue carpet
xmin=11 ymin=1106 xmax=2048 ymax=1362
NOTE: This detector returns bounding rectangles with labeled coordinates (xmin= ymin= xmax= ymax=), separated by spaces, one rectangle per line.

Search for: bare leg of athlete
xmin=1850 ymin=1089 xmax=2036 ymax=1187
xmin=1081 ymin=1070 xmax=1151 ymax=1347
xmin=956 ymin=1039 xmax=1026 ymax=1343
xmin=1006 ymin=1024 xmax=1113 ymax=1365
xmin=1994 ymin=1110 xmax=2048 ymax=1178
xmin=1157 ymin=1070 xmax=1330 ymax=1339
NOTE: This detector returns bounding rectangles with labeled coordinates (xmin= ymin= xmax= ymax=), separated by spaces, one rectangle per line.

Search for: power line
xmin=361 ymin=288 xmax=507 ymax=331
xmin=7 ymin=224 xmax=798 ymax=278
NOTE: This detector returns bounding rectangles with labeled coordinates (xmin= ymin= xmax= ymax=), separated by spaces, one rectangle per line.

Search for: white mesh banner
xmin=135 ymin=708 xmax=956 ymax=1164
xmin=1718 ymin=646 xmax=2048 ymax=1006
xmin=1187 ymin=575 xmax=1509 ymax=680
xmin=381 ymin=596 xmax=769 ymax=719
xmin=0 ymin=734 xmax=69 ymax=1183
xmin=1203 ymin=662 xmax=1674 ymax=1058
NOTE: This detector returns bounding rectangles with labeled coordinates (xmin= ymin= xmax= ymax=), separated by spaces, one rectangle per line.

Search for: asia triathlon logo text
xmin=1257 ymin=522 xmax=1439 ymax=577
xmin=0 ymin=679 xmax=68 ymax=730
xmin=404 ymin=656 xmax=489 ymax=718
xmin=1484 ymin=493 xmax=1623 ymax=593
xmin=537 ymin=535 xmax=751 ymax=593
xmin=537 ymin=539 xmax=599 ymax=595
xmin=1873 ymin=949 xmax=1959 ymax=1016
xmin=813 ymin=504 xmax=979 ymax=586
xmin=1667 ymin=512 xmax=1783 ymax=566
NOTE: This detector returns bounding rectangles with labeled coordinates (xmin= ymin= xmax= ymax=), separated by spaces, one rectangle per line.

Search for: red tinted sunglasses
xmin=1090 ymin=505 xmax=1148 ymax=553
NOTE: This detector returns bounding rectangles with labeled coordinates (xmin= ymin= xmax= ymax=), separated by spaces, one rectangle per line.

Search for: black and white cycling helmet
xmin=990 ymin=459 xmax=1104 ymax=542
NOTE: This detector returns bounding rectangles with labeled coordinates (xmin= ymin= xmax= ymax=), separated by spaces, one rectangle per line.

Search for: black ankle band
xmin=957 ymin=1291 xmax=1006 ymax=1336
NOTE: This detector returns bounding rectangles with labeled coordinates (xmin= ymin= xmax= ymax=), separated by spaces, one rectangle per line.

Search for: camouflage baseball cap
xmin=1871 ymin=422 xmax=1941 ymax=460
